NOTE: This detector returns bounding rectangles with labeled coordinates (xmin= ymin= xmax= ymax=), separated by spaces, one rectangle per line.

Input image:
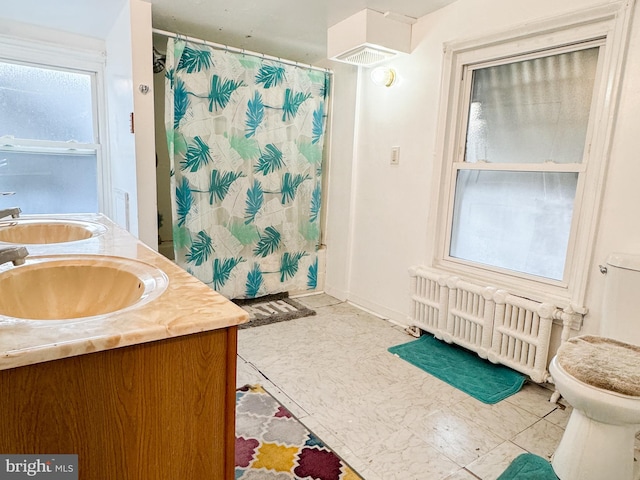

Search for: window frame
xmin=429 ymin=2 xmax=634 ymax=309
xmin=445 ymin=41 xmax=603 ymax=285
xmin=0 ymin=35 xmax=111 ymax=217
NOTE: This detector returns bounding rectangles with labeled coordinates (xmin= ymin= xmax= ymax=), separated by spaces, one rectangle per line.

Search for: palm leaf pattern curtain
xmin=165 ymin=39 xmax=329 ymax=299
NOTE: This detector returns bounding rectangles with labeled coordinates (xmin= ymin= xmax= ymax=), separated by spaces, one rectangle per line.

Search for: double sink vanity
xmin=0 ymin=213 xmax=249 ymax=479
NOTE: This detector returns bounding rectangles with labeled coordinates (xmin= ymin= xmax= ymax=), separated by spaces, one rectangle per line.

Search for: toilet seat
xmin=556 ymin=335 xmax=640 ymax=397
xmin=551 ymin=356 xmax=640 ymax=425
xmin=550 ymin=335 xmax=640 ymax=480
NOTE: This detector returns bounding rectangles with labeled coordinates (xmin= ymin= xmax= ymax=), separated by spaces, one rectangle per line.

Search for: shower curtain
xmin=165 ymin=39 xmax=329 ymax=299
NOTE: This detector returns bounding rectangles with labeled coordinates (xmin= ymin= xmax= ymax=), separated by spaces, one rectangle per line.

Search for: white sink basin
xmin=0 ymin=218 xmax=107 ymax=244
xmin=0 ymin=255 xmax=168 ymax=321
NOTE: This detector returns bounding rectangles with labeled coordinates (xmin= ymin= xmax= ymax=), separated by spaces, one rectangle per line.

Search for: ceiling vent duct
xmin=335 ymin=45 xmax=397 ymax=66
xmin=327 ymin=9 xmax=413 ymax=67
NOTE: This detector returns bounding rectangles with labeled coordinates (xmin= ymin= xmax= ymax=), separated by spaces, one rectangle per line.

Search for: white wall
xmin=0 ymin=18 xmax=105 ymax=52
xmin=324 ymin=61 xmax=359 ymax=301
xmin=105 ymin=3 xmax=137 ymax=236
xmin=0 ymin=0 xmax=125 ymax=40
xmin=325 ymin=0 xmax=640 ymax=345
xmin=105 ymin=0 xmax=157 ymax=249
xmin=591 ymin=0 xmax=640 ymax=328
xmin=130 ymin=0 xmax=158 ymax=250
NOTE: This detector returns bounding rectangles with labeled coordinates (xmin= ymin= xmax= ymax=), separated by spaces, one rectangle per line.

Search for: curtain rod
xmin=152 ymin=28 xmax=332 ymax=74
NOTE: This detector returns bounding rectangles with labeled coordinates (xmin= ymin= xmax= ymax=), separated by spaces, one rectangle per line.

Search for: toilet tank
xmin=601 ymin=253 xmax=640 ymax=345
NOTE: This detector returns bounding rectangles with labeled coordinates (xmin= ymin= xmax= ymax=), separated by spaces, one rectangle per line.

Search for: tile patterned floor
xmin=235 ymin=293 xmax=636 ymax=480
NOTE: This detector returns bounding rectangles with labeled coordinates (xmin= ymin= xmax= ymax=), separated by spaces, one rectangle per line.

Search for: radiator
xmin=409 ymin=266 xmax=558 ymax=383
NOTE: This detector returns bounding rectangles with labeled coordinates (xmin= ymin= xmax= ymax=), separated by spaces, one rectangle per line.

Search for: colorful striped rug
xmin=235 ymin=385 xmax=362 ymax=480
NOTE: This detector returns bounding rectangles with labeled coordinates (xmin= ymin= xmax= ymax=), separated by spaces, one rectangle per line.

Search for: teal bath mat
xmin=497 ymin=453 xmax=558 ymax=479
xmin=388 ymin=334 xmax=525 ymax=404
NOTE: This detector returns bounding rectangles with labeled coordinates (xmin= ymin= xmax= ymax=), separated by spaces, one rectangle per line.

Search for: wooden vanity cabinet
xmin=0 ymin=327 xmax=238 ymax=479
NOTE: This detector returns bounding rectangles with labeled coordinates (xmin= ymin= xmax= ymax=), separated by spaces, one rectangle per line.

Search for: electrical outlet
xmin=390 ymin=146 xmax=400 ymax=165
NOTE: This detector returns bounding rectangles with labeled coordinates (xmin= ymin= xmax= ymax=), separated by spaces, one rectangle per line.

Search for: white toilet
xmin=550 ymin=253 xmax=640 ymax=480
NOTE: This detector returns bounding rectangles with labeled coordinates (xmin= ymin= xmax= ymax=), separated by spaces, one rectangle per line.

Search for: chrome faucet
xmin=0 ymin=246 xmax=28 ymax=266
xmin=0 ymin=207 xmax=20 ymax=220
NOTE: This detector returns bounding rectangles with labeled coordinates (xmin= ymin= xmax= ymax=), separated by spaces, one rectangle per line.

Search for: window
xmin=0 ymin=42 xmax=106 ymax=215
xmin=450 ymin=46 xmax=599 ymax=281
xmin=432 ymin=3 xmax=633 ymax=306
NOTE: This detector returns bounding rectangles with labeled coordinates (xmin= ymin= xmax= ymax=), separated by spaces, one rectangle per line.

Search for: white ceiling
xmin=1 ymin=0 xmax=127 ymax=39
xmin=149 ymin=0 xmax=457 ymax=63
xmin=1 ymin=0 xmax=457 ymax=65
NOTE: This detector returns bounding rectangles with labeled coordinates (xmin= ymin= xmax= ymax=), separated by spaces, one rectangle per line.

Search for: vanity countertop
xmin=0 ymin=214 xmax=249 ymax=371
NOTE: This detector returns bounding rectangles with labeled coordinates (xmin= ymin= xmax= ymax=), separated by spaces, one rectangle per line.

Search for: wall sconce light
xmin=370 ymin=66 xmax=397 ymax=87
